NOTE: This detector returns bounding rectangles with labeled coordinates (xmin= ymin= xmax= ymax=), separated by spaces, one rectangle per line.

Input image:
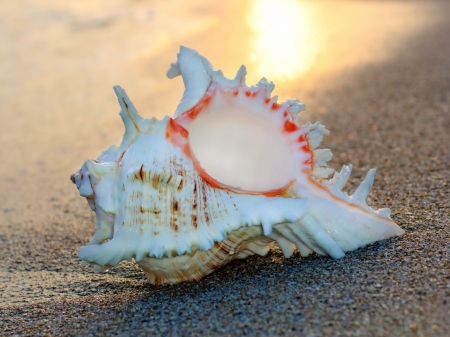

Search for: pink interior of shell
xmin=167 ymin=84 xmax=313 ymax=195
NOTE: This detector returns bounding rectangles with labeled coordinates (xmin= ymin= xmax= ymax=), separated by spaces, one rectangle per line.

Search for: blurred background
xmin=1 ymin=1 xmax=450 ymax=333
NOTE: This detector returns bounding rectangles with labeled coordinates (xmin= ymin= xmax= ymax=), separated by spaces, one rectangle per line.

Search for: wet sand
xmin=1 ymin=1 xmax=449 ymax=336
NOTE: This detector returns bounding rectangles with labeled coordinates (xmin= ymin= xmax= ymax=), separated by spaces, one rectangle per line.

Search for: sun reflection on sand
xmin=248 ymin=0 xmax=323 ymax=82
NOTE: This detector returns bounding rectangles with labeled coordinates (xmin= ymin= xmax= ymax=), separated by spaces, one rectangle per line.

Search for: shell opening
xmin=175 ymin=85 xmax=304 ymax=193
xmin=188 ymin=107 xmax=296 ymax=192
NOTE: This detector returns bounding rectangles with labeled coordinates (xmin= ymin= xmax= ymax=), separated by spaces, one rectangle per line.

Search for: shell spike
xmin=114 ymin=86 xmax=142 ymax=130
xmin=299 ymin=215 xmax=345 ymax=259
xmin=234 ymin=65 xmax=247 ymax=85
xmin=377 ymin=208 xmax=391 ymax=218
xmin=312 ymin=148 xmax=334 ymax=180
xmin=256 ymin=77 xmax=268 ymax=88
xmin=306 ymin=122 xmax=330 ymax=149
xmin=166 ymin=61 xmax=181 ymax=79
xmin=351 ymin=168 xmax=376 ymax=205
xmin=84 ymin=160 xmax=116 ymax=180
xmin=261 ymin=219 xmax=273 ymax=236
xmin=266 ymin=82 xmax=275 ymax=95
xmin=114 ymin=86 xmax=144 ymax=148
xmin=268 ymin=229 xmax=296 ymax=258
xmin=289 ymin=103 xmax=306 ymax=115
xmin=169 ymin=47 xmax=212 ymax=118
xmin=324 ymin=164 xmax=353 ymax=193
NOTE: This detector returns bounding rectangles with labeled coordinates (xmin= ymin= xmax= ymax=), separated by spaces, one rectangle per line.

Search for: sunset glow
xmin=248 ymin=0 xmax=322 ymax=81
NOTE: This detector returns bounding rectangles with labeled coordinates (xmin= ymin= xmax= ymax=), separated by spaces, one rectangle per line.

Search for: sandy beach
xmin=1 ymin=0 xmax=449 ymax=335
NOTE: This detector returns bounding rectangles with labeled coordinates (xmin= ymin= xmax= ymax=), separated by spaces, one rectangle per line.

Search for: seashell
xmin=71 ymin=46 xmax=404 ymax=285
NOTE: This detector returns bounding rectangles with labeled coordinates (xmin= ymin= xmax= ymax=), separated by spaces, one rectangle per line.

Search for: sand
xmin=0 ymin=1 xmax=449 ymax=336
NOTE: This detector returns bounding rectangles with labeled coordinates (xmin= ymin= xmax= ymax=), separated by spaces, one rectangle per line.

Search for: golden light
xmin=248 ymin=0 xmax=322 ymax=82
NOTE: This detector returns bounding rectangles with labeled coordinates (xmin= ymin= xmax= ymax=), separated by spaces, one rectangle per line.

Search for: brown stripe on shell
xmin=191 ymin=214 xmax=198 ymax=229
xmin=170 ymin=221 xmax=179 ymax=232
xmin=177 ymin=178 xmax=184 ymax=190
xmin=121 ymin=145 xmax=242 ymax=255
xmin=151 ymin=172 xmax=161 ymax=189
xmin=139 ymin=164 xmax=145 ymax=180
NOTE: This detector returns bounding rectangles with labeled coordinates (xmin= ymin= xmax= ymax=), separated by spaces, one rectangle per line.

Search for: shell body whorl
xmin=71 ymin=47 xmax=404 ymax=284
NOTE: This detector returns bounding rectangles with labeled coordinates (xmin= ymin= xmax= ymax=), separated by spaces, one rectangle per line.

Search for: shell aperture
xmin=71 ymin=46 xmax=404 ymax=284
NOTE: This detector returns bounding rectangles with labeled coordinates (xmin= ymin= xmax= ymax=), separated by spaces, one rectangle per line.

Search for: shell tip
xmin=235 ymin=65 xmax=247 ymax=85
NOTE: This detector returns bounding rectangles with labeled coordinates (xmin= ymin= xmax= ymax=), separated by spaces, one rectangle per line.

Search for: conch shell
xmin=71 ymin=47 xmax=404 ymax=285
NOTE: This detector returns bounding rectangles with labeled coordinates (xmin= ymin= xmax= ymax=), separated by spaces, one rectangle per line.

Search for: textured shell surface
xmin=71 ymin=46 xmax=404 ymax=284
